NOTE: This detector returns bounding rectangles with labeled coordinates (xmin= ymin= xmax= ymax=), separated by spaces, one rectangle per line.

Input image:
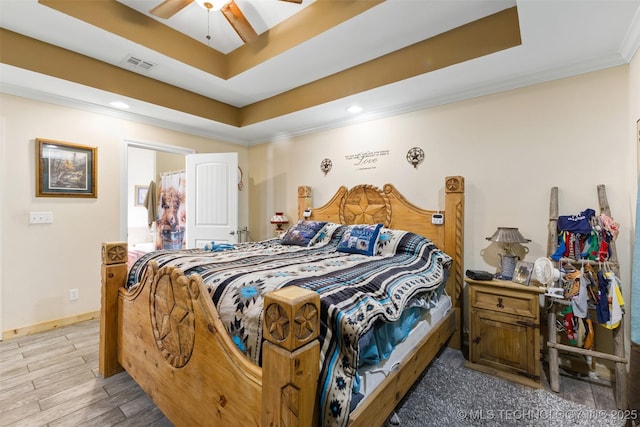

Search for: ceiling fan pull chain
xmin=206 ymin=8 xmax=211 ymax=46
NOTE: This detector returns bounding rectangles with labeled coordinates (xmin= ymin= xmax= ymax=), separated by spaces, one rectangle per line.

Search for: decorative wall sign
xmin=320 ymin=158 xmax=332 ymax=175
xmin=406 ymin=147 xmax=424 ymax=168
xmin=344 ymin=150 xmax=389 ymax=171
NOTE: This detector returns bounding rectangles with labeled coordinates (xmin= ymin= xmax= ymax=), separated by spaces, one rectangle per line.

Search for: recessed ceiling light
xmin=346 ymin=105 xmax=363 ymax=114
xmin=109 ymin=101 xmax=130 ymax=109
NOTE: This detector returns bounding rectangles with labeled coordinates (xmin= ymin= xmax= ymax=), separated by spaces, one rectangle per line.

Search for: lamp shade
xmin=270 ymin=212 xmax=288 ymax=225
xmin=486 ymin=227 xmax=531 ymax=244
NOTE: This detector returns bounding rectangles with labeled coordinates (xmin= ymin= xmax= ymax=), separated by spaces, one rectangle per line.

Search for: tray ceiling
xmin=1 ymin=0 xmax=639 ymax=145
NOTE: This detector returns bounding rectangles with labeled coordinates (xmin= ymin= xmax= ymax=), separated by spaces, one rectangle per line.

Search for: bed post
xmin=262 ymin=286 xmax=321 ymax=427
xmin=443 ymin=176 xmax=465 ymax=350
xmin=298 ymin=185 xmax=312 ymax=219
xmin=99 ymin=242 xmax=127 ymax=377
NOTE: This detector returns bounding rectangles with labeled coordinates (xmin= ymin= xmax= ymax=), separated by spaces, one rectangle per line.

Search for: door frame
xmin=120 ymin=139 xmax=195 ymax=241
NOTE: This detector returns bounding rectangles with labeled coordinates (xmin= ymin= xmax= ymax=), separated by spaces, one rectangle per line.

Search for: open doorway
xmin=120 ymin=140 xmax=195 ymax=245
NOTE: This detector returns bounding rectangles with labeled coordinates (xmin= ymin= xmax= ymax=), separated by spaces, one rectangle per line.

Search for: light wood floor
xmin=0 ymin=319 xmax=619 ymax=426
xmin=0 ymin=320 xmax=170 ymax=426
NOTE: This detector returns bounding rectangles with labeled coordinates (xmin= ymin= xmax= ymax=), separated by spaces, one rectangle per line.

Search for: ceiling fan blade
xmin=150 ymin=0 xmax=194 ymax=19
xmin=221 ymin=0 xmax=258 ymax=43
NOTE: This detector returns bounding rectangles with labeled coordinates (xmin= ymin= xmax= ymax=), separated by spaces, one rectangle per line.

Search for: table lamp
xmin=486 ymin=227 xmax=531 ymax=279
xmin=270 ymin=212 xmax=289 ymax=234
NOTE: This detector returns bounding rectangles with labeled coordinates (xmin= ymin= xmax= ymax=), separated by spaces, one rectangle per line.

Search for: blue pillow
xmin=281 ymin=220 xmax=327 ymax=246
xmin=336 ymin=223 xmax=383 ymax=256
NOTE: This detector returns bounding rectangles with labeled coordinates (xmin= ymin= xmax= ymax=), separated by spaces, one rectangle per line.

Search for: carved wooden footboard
xmin=101 ymin=245 xmax=320 ymax=425
xmin=99 ymin=177 xmax=465 ymax=426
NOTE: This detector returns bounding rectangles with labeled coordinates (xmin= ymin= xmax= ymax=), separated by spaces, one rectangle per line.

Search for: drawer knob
xmin=496 ymin=297 xmax=504 ymax=309
xmin=472 ymin=336 xmax=481 ymax=344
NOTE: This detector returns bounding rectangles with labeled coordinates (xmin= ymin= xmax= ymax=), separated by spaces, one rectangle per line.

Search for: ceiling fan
xmin=149 ymin=0 xmax=302 ymax=44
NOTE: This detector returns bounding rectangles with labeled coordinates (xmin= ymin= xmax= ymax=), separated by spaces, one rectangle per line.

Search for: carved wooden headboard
xmin=296 ymin=177 xmax=465 ymax=348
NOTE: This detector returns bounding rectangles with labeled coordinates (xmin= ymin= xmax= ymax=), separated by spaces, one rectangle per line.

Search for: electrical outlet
xmin=69 ymin=288 xmax=79 ymax=301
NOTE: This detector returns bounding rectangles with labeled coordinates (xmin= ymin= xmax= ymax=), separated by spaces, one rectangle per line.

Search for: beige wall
xmin=249 ymin=65 xmax=634 ymax=353
xmin=1 ymin=64 xmax=635 ymax=350
xmin=0 ymin=94 xmax=248 ymax=333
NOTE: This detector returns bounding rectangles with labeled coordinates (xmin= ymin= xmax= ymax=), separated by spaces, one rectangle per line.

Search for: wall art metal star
xmin=406 ymin=147 xmax=424 ymax=168
xmin=320 ymin=158 xmax=332 ymax=175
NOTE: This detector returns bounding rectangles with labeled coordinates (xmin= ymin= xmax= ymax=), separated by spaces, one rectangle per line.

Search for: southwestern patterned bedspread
xmin=127 ymin=224 xmax=452 ymax=426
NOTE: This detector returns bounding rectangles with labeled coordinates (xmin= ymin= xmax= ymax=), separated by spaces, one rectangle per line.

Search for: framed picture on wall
xmin=135 ymin=185 xmax=148 ymax=206
xmin=36 ymin=138 xmax=97 ymax=198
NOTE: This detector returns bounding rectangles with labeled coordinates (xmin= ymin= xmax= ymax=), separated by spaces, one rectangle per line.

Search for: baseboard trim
xmin=1 ymin=311 xmax=100 ymax=341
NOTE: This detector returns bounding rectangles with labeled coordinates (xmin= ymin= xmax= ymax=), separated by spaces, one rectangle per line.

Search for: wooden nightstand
xmin=464 ymin=278 xmax=545 ymax=388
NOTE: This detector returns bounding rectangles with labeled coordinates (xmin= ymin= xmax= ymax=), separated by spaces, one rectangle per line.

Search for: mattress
xmin=354 ymin=293 xmax=452 ymax=404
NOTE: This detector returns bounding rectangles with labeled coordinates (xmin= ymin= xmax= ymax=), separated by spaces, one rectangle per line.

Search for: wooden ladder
xmin=546 ymin=185 xmax=628 ymax=409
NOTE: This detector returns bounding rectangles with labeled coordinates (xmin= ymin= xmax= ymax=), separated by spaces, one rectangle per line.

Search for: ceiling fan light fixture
xmin=195 ymin=0 xmax=229 ymax=11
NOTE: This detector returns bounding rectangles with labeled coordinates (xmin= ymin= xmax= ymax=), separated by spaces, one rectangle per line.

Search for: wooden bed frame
xmin=100 ymin=176 xmax=465 ymax=426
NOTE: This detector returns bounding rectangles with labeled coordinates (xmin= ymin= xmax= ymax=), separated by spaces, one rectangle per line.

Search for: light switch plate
xmin=29 ymin=211 xmax=53 ymax=224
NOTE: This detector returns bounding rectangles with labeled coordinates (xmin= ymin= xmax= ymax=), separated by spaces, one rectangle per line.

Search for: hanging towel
xmin=143 ymin=180 xmax=157 ymax=228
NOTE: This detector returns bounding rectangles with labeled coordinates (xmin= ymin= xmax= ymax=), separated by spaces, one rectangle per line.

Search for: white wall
xmin=250 ymin=65 xmax=633 ymax=350
xmin=0 ymin=94 xmax=249 ymax=332
xmin=127 ymin=146 xmax=155 ymax=245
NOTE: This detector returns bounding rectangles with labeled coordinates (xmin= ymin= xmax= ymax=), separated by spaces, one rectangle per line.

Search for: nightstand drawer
xmin=471 ymin=287 xmax=537 ymax=319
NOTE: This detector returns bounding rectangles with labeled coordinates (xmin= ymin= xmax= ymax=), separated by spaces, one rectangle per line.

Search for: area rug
xmin=392 ymin=353 xmax=625 ymax=427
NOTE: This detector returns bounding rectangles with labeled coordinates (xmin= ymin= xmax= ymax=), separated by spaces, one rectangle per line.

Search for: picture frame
xmin=36 ymin=138 xmax=97 ymax=198
xmin=512 ymin=260 xmax=534 ymax=285
xmin=135 ymin=185 xmax=149 ymax=206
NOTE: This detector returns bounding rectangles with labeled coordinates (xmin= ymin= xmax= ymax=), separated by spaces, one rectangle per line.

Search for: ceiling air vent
xmin=122 ymin=55 xmax=156 ymax=72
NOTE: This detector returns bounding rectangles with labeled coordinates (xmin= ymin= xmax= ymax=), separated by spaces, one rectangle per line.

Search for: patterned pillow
xmin=308 ymin=222 xmax=342 ymax=247
xmin=281 ymin=220 xmax=328 ymax=246
xmin=336 ymin=223 xmax=383 ymax=256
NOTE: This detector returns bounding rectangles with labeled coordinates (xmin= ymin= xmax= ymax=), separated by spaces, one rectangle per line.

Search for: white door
xmin=186 ymin=152 xmax=238 ymax=248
